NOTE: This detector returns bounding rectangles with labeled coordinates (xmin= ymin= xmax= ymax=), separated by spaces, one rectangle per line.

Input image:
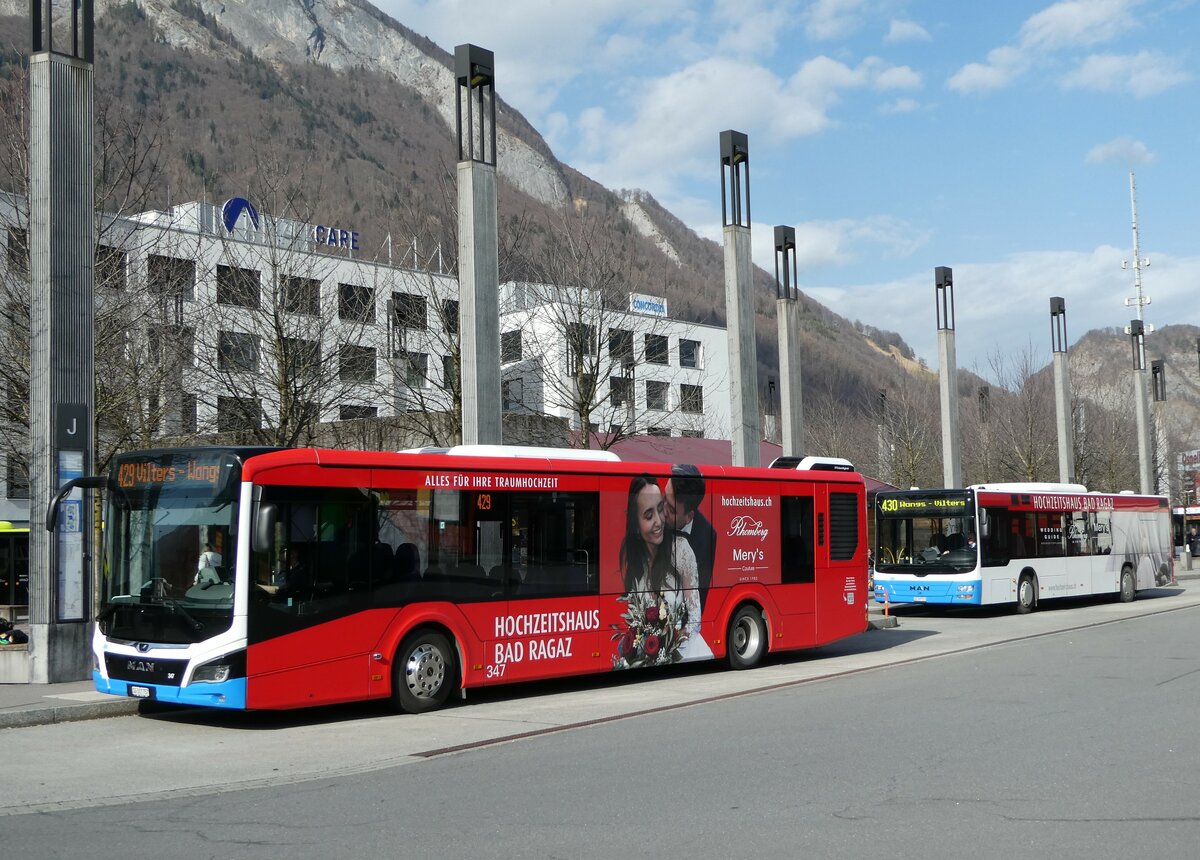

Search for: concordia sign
xmin=629 ymin=293 xmax=667 ymax=317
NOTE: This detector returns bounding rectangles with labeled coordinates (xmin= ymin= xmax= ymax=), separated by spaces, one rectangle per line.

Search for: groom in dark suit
xmin=664 ymin=463 xmax=716 ymax=611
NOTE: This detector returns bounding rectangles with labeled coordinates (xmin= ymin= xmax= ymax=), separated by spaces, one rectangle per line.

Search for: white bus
xmin=873 ymin=483 xmax=1173 ymax=612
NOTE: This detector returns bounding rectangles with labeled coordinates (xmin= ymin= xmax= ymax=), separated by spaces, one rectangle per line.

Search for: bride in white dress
xmin=619 ymin=476 xmax=712 ymax=663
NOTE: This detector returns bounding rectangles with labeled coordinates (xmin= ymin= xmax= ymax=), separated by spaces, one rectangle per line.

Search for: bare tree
xmin=505 ymin=210 xmax=717 ymax=449
xmin=984 ymin=344 xmax=1057 ymax=482
xmin=877 ymin=373 xmax=940 ymax=489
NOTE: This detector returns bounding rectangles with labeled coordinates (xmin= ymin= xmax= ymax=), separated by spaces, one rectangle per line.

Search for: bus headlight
xmin=192 ymin=662 xmax=232 ymax=684
xmin=957 ymin=584 xmax=975 ymax=593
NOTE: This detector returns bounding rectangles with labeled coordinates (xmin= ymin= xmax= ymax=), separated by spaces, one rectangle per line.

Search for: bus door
xmin=814 ymin=485 xmax=866 ymax=645
xmin=247 ymin=481 xmax=376 ymax=709
xmin=490 ymin=487 xmax=601 ymax=684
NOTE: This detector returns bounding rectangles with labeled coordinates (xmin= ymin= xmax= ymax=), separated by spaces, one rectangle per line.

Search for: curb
xmin=0 ymin=698 xmax=140 ymax=730
xmin=868 ymin=616 xmax=899 ymax=629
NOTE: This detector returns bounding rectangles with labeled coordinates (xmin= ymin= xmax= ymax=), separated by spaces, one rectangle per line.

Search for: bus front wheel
xmin=392 ymin=629 xmax=458 ymax=714
xmin=1119 ymin=565 xmax=1136 ymax=603
xmin=1016 ymin=573 xmax=1038 ymax=614
xmin=727 ymin=605 xmax=767 ymax=670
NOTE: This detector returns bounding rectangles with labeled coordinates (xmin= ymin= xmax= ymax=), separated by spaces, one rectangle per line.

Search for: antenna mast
xmin=1122 ymin=171 xmax=1152 ymax=328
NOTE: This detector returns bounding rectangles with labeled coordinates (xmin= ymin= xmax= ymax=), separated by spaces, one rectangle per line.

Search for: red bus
xmin=62 ymin=446 xmax=868 ymax=713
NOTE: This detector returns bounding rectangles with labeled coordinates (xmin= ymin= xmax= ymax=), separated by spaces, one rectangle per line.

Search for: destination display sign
xmin=115 ymin=452 xmax=238 ymax=497
xmin=877 ymin=493 xmax=971 ymax=517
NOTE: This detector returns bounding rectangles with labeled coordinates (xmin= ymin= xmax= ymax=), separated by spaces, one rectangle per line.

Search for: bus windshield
xmin=876 ymin=491 xmax=977 ymax=574
xmin=100 ymin=451 xmax=241 ymax=644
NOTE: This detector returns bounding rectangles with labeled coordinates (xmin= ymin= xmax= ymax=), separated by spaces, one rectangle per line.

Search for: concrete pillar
xmin=455 ymin=45 xmax=501 ymax=446
xmin=720 ymin=131 xmax=759 ymax=467
xmin=1050 ymin=297 xmax=1075 ymax=484
xmin=28 ymin=2 xmax=96 ymax=682
xmin=935 ymin=267 xmax=961 ymax=488
xmin=774 ymin=226 xmax=802 ymax=456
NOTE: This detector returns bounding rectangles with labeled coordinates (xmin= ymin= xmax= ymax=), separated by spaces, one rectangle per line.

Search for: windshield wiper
xmin=148 ymin=594 xmax=205 ymax=632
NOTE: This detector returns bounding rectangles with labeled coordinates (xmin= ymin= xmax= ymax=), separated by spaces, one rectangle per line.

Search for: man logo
xmin=221 ymin=197 xmax=260 ymax=233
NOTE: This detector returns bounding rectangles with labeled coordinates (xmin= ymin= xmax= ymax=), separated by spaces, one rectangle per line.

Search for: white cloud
xmin=885 ymin=19 xmax=931 ymax=43
xmin=1062 ymin=50 xmax=1190 ymax=97
xmin=1019 ymin=0 xmax=1141 ymax=49
xmin=947 ymin=46 xmax=1028 ymax=94
xmin=947 ymin=0 xmax=1146 ymax=95
xmin=573 ymin=54 xmax=914 ymax=196
xmin=873 ymin=65 xmax=922 ymax=91
xmin=1086 ymin=136 xmax=1157 ymax=166
xmin=880 ymin=97 xmax=921 ymax=114
xmin=746 ymin=215 xmax=932 ymax=276
xmin=820 ymin=247 xmax=1200 ymax=376
xmin=804 ymin=0 xmax=871 ymax=41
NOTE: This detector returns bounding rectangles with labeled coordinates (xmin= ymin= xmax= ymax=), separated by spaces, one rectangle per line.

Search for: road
xmin=5 ymin=586 xmax=1200 ymax=858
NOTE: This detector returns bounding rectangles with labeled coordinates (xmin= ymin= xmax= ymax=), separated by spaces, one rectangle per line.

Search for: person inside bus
xmin=619 ymin=475 xmax=711 ymax=662
xmin=195 ymin=542 xmax=223 ymax=586
xmin=276 ymin=546 xmax=308 ymax=593
xmin=967 ymin=531 xmax=978 ymax=553
xmin=920 ymin=533 xmax=945 ymax=561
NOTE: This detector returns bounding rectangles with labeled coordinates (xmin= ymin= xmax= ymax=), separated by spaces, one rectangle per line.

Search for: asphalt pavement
xmin=2 ymin=571 xmax=1194 ymax=730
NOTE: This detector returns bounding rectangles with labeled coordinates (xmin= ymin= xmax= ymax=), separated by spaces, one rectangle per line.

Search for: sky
xmin=372 ymin=0 xmax=1199 ymax=378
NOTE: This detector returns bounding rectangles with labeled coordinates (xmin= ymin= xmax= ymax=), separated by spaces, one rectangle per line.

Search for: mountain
xmin=0 ymin=0 xmax=1190 ymax=483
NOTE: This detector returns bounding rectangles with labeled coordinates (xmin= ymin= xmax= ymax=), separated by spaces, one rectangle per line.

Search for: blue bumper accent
xmin=874 ymin=579 xmax=982 ymax=605
xmin=94 ymin=670 xmax=248 ymax=710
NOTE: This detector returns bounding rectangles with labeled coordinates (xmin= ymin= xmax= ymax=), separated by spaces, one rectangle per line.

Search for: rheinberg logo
xmin=221 ymin=196 xmax=260 ymax=233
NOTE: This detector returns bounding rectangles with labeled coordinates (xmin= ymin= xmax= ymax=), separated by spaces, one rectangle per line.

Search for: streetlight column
xmin=720 ymin=130 xmax=759 ymax=466
xmin=935 ymin=266 xmax=962 ymax=488
xmin=28 ymin=0 xmax=96 ymax=682
xmin=774 ymin=225 xmax=803 ymax=456
xmin=1050 ymin=297 xmax=1076 ymax=484
xmin=455 ymin=44 xmax=502 ymax=446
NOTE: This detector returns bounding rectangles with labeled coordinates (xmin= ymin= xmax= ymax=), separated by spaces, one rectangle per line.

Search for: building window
xmin=609 ymin=376 xmax=633 ymax=407
xmin=216 ymin=264 xmax=261 ymax=308
xmin=567 ymin=323 xmax=596 ymax=371
xmin=149 ymin=325 xmax=195 ymax=368
xmin=217 ymin=396 xmax=261 ymax=432
xmin=180 ymin=393 xmax=197 ymax=434
xmin=680 ymin=383 xmax=703 ymax=414
xmin=97 ymin=245 xmax=126 ymax=291
xmin=395 ymin=350 xmax=428 ymax=388
xmin=339 ymin=405 xmax=377 ymax=421
xmin=5 ymin=455 xmax=29 ymax=500
xmin=6 ymin=226 xmax=26 ymax=274
xmin=442 ymin=354 xmax=458 ymax=390
xmin=680 ymin=429 xmax=704 ymax=438
xmin=647 ymin=427 xmax=671 ymax=438
xmin=279 ymin=275 xmax=320 ymax=315
xmin=391 ymin=292 xmax=427 ymax=330
xmin=679 ymin=339 xmax=701 ymax=369
xmin=442 ymin=300 xmax=459 ymax=335
xmin=147 ymin=254 xmax=195 ymax=301
xmin=502 ymin=378 xmax=524 ymax=411
xmin=609 ymin=328 xmax=634 ymax=363
xmin=217 ymin=331 xmax=259 ymax=373
xmin=646 ymin=380 xmax=668 ymax=411
xmin=282 ymin=337 xmax=321 ymax=376
xmin=501 ymin=330 xmax=522 ymax=363
xmin=339 ymin=283 xmax=375 ymax=323
xmin=339 ymin=344 xmax=377 ymax=383
xmin=645 ymin=333 xmax=668 ymax=365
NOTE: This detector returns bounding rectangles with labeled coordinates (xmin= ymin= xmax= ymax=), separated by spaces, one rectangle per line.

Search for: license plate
xmin=128 ymin=685 xmax=155 ymax=699
xmin=913 ymin=596 xmax=927 ymax=603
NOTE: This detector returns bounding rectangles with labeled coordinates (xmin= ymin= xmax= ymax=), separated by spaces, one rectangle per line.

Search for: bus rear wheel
xmin=1119 ymin=565 xmax=1136 ymax=603
xmin=727 ymin=605 xmax=767 ymax=670
xmin=1016 ymin=573 xmax=1038 ymax=614
xmin=392 ymin=629 xmax=457 ymax=714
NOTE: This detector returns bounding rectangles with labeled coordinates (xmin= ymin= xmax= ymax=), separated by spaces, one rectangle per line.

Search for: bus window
xmin=509 ymin=491 xmax=598 ymax=598
xmin=780 ymin=495 xmax=814 ymax=583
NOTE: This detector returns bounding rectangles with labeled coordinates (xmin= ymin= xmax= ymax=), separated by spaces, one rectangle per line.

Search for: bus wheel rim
xmin=734 ymin=617 xmax=759 ymax=656
xmin=405 ymin=643 xmax=446 ymax=698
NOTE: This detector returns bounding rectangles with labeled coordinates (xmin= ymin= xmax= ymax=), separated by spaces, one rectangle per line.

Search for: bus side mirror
xmin=253 ymin=502 xmax=277 ymax=554
xmin=979 ymin=510 xmax=989 ymax=539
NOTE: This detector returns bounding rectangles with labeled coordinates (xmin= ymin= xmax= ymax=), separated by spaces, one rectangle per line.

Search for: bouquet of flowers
xmin=611 ymin=590 xmax=690 ymax=669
